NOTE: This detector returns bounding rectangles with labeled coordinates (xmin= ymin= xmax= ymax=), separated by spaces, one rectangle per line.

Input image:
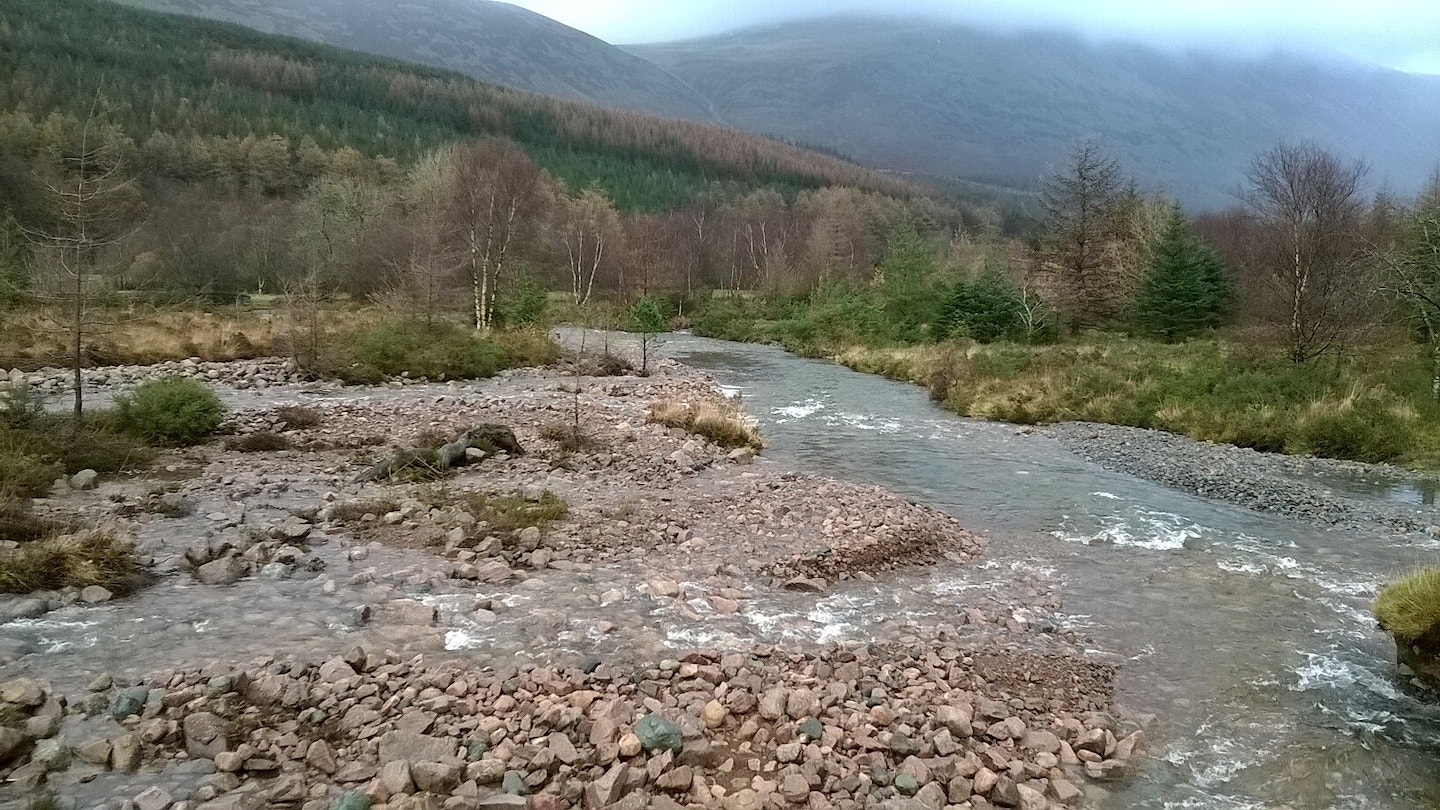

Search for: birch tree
xmin=449 ymin=139 xmax=545 ymax=332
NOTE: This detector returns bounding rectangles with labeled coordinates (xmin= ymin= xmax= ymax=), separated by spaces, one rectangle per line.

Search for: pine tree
xmin=1132 ymin=207 xmax=1230 ymax=341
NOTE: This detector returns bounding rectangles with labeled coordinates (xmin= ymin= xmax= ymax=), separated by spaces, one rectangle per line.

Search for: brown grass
xmin=329 ymin=497 xmax=402 ymax=523
xmin=272 ymin=405 xmax=323 ymax=430
xmin=647 ymin=398 xmax=763 ymax=451
xmin=0 ymin=527 xmax=140 ymax=595
xmin=224 ymin=431 xmax=292 ymax=452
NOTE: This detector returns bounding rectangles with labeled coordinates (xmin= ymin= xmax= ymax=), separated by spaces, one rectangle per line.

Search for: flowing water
xmin=663 ymin=334 xmax=1440 ymax=810
xmin=6 ymin=334 xmax=1440 ymax=808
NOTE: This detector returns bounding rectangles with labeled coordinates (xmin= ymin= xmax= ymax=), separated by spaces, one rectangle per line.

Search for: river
xmin=662 ymin=333 xmax=1440 ymax=810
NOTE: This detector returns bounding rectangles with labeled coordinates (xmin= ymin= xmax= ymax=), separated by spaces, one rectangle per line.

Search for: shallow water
xmin=665 ymin=334 xmax=1440 ymax=810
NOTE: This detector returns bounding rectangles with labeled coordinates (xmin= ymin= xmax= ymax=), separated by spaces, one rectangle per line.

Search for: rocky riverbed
xmin=1045 ymin=422 xmax=1440 ymax=535
xmin=0 ymin=352 xmax=1135 ymax=810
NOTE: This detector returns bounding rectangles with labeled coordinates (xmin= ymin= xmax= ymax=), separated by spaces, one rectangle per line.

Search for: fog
xmin=504 ymin=0 xmax=1440 ymax=73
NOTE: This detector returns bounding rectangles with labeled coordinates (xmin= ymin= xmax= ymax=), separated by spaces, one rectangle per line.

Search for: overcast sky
xmin=502 ymin=0 xmax=1440 ymax=74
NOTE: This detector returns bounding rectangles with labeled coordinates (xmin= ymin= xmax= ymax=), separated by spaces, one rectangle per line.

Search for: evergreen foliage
xmin=114 ymin=376 xmax=226 ymax=446
xmin=1131 ymin=208 xmax=1230 ymax=341
xmin=938 ymin=269 xmax=1036 ymax=343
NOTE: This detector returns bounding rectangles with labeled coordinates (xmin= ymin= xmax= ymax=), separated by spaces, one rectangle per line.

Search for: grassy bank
xmin=836 ymin=338 xmax=1440 ymax=465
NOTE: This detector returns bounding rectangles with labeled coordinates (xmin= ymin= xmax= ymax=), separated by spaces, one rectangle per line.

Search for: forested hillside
xmin=113 ymin=0 xmax=720 ymax=122
xmin=0 ymin=0 xmax=922 ymax=211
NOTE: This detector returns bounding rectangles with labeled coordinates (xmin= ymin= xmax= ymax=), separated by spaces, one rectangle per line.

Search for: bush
xmin=114 ymin=376 xmax=226 ymax=446
xmin=1294 ymin=397 xmax=1411 ymax=463
xmin=1375 ymin=567 xmax=1440 ymax=646
xmin=224 ymin=431 xmax=291 ymax=452
xmin=0 ymin=435 xmax=62 ymax=499
xmin=0 ymin=382 xmax=46 ymax=430
xmin=273 ymin=405 xmax=322 ymax=430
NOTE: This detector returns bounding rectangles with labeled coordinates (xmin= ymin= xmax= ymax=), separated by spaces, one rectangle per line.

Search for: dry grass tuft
xmin=539 ymin=421 xmax=603 ymax=453
xmin=272 ymin=405 xmax=323 ymax=431
xmin=648 ymin=398 xmax=763 ymax=451
xmin=329 ymin=498 xmax=402 ymax=523
xmin=0 ymin=527 xmax=140 ymax=595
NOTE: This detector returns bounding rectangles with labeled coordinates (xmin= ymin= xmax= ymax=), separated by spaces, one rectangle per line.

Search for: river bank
xmin=0 ymin=350 xmax=1133 ymax=809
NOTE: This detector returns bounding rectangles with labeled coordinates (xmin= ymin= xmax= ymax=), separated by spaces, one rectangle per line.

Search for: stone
xmin=780 ymin=773 xmax=810 ymax=803
xmin=1049 ymin=777 xmax=1083 ymax=805
xmin=758 ymin=687 xmax=788 ymax=720
xmin=79 ymin=585 xmax=113 ymax=604
xmin=634 ymin=713 xmax=684 ymax=753
xmin=476 ymin=798 xmax=527 ymax=810
xmin=197 ymin=557 xmax=246 ymax=585
xmin=380 ymin=759 xmax=415 ymax=793
xmin=889 ymin=733 xmax=920 ymax=757
xmin=0 ymin=727 xmax=29 ymax=767
xmin=648 ymin=579 xmax=682 ymax=598
xmin=584 ymin=762 xmax=630 ymax=808
xmin=30 ymin=737 xmax=70 ymax=771
xmin=1021 ymin=730 xmax=1061 ymax=754
xmin=134 ymin=785 xmax=176 ymax=810
xmin=306 ymin=739 xmax=338 ymax=774
xmin=775 ymin=742 xmax=802 ymax=763
xmin=331 ymin=792 xmax=372 ymax=810
xmin=267 ymin=773 xmax=308 ymax=803
xmin=798 ymin=717 xmax=824 ymax=741
xmin=71 ymin=469 xmax=99 ymax=490
xmin=547 ymin=731 xmax=579 ymax=764
xmin=722 ymin=789 xmax=762 ymax=810
xmin=894 ymin=773 xmax=919 ymax=796
xmin=414 ymin=760 xmax=465 ymax=794
xmin=618 ymin=733 xmax=642 ymax=757
xmin=87 ymin=673 xmax=113 ymax=692
xmin=502 ymin=769 xmax=529 ymax=795
xmin=656 ymin=765 xmax=694 ymax=792
xmin=112 ymin=733 xmax=142 ymax=772
xmin=24 ymin=713 xmax=58 ymax=739
xmin=988 ymin=716 xmax=1026 ymax=741
xmin=75 ymin=736 xmax=113 ymax=766
xmin=782 ymin=577 xmax=826 ymax=593
xmin=183 ymin=711 xmax=230 ymax=759
xmin=1015 ymin=783 xmax=1049 ymax=810
xmin=378 ymin=731 xmax=457 ymax=763
xmin=1 ymin=677 xmax=46 ymax=707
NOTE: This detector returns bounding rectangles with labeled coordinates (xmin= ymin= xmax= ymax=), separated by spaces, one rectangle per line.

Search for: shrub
xmin=648 ymin=399 xmax=763 ymax=450
xmin=314 ymin=322 xmax=560 ymax=384
xmin=114 ymin=376 xmax=226 ymax=446
xmin=1294 ymin=397 xmax=1410 ymax=463
xmin=0 ymin=499 xmax=74 ymax=544
xmin=273 ymin=405 xmax=322 ymax=430
xmin=460 ymin=490 xmax=568 ymax=538
xmin=0 ymin=437 xmax=62 ymax=499
xmin=539 ymin=420 xmax=602 ymax=453
xmin=0 ymin=382 xmax=45 ymax=430
xmin=1375 ymin=567 xmax=1440 ymax=646
xmin=0 ymin=528 xmax=139 ymax=595
xmin=224 ymin=431 xmax=291 ymax=452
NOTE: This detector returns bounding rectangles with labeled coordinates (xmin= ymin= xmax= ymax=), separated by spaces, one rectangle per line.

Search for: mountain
xmin=630 ymin=17 xmax=1440 ymax=209
xmin=112 ymin=0 xmax=718 ymax=122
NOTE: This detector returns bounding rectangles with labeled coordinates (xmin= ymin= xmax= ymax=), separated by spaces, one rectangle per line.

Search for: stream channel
xmin=4 ymin=332 xmax=1440 ymax=808
xmin=663 ymin=333 xmax=1440 ymax=809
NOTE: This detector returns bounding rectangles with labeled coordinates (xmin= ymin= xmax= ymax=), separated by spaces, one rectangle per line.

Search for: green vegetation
xmin=628 ymin=296 xmax=668 ymax=375
xmin=839 ymin=339 xmax=1436 ymax=464
xmin=457 ymin=490 xmax=569 ymax=539
xmin=1375 ymin=567 xmax=1440 ymax=646
xmin=1131 ymin=208 xmax=1230 ymax=341
xmin=311 ymin=322 xmax=560 ymax=384
xmin=114 ymin=376 xmax=227 ymax=446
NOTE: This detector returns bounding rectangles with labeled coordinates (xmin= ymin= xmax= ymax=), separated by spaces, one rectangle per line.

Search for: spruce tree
xmin=1132 ymin=207 xmax=1230 ymax=341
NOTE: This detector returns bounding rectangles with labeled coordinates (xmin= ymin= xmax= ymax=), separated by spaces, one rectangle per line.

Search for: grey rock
xmin=182 ymin=711 xmax=230 ymax=759
xmin=502 ymin=769 xmax=529 ymax=795
xmin=196 ymin=557 xmax=246 ymax=586
xmin=0 ymin=726 xmax=30 ymax=767
xmin=79 ymin=585 xmax=114 ymax=604
xmin=135 ymin=785 xmax=176 ymax=810
xmin=1 ymin=676 xmax=46 ymax=706
xmin=71 ymin=469 xmax=99 ymax=490
xmin=111 ymin=685 xmax=150 ymax=720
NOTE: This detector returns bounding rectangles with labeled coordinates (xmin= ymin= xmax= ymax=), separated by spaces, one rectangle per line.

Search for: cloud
xmin=501 ymin=0 xmax=1440 ymax=73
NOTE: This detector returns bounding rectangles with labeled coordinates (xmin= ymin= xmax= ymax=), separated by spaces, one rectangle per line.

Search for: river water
xmin=662 ymin=333 xmax=1440 ymax=810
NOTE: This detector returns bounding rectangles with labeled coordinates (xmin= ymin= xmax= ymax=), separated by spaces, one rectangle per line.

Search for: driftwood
xmin=356 ymin=423 xmax=524 ymax=482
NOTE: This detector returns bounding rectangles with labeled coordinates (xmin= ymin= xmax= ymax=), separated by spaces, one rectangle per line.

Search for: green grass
xmin=838 ymin=338 xmax=1440 ymax=466
xmin=1375 ymin=567 xmax=1440 ymax=646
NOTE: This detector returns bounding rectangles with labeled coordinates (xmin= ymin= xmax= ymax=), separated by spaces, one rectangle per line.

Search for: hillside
xmin=631 ymin=17 xmax=1440 ymax=208
xmin=0 ymin=0 xmax=921 ymax=211
xmin=113 ymin=0 xmax=719 ymax=123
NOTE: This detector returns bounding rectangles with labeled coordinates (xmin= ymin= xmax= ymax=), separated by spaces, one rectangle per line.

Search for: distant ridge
xmin=630 ymin=17 xmax=1440 ymax=208
xmin=115 ymin=0 xmax=720 ymax=122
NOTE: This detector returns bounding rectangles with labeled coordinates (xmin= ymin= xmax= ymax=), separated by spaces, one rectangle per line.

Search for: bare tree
xmin=24 ymin=103 xmax=143 ymax=419
xmin=448 ymin=139 xmax=547 ymax=333
xmin=1379 ymin=177 xmax=1440 ymax=396
xmin=559 ymin=186 xmax=621 ymax=306
xmin=1035 ymin=141 xmax=1131 ymax=329
xmin=1242 ymin=142 xmax=1371 ymax=363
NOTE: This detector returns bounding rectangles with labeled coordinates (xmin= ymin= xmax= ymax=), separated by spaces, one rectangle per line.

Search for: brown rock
xmin=381 ymin=760 xmax=415 ymax=794
xmin=584 ymin=762 xmax=630 ymax=808
xmin=413 ymin=760 xmax=464 ymax=793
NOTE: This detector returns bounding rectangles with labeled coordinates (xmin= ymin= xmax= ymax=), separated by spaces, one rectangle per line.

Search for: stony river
xmin=664 ymin=334 xmax=1440 ymax=809
xmin=4 ymin=332 xmax=1440 ymax=809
